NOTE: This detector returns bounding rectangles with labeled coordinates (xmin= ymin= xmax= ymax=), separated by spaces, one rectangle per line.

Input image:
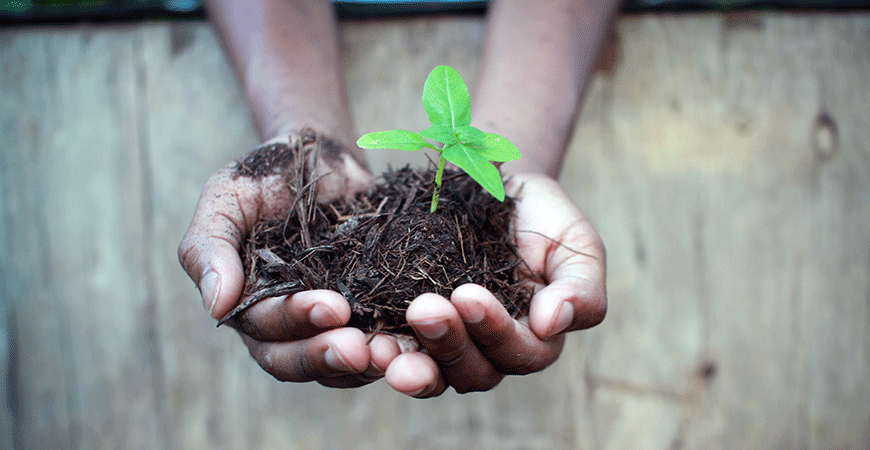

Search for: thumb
xmin=525 ymin=232 xmax=607 ymax=339
xmin=528 ymin=272 xmax=606 ymax=340
xmin=507 ymin=174 xmax=607 ymax=339
xmin=178 ymin=171 xmax=253 ymax=319
xmin=178 ymin=233 xmax=246 ymax=320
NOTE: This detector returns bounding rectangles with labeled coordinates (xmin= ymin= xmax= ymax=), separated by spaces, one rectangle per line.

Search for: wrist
xmin=472 ymin=112 xmax=565 ymax=179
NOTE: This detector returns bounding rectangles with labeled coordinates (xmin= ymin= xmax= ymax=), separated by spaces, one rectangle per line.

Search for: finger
xmin=367 ymin=333 xmax=402 ymax=377
xmin=526 ymin=227 xmax=606 ymax=339
xmin=256 ymin=333 xmax=400 ymax=388
xmin=384 ymin=352 xmax=447 ymax=398
xmin=291 ymin=334 xmax=400 ymax=388
xmin=241 ymin=327 xmax=371 ymax=385
xmin=508 ymin=174 xmax=608 ymax=339
xmin=178 ymin=167 xmax=287 ymax=319
xmin=528 ymin=270 xmax=607 ymax=339
xmin=230 ymin=290 xmax=351 ymax=342
xmin=451 ymin=284 xmax=564 ymax=375
xmin=406 ymin=294 xmax=504 ymax=393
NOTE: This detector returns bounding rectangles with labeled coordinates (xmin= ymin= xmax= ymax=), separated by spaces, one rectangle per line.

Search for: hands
xmin=198 ymin=0 xmax=608 ymax=398
xmin=178 ymin=133 xmax=391 ymax=388
xmin=179 ymin=136 xmax=606 ymax=396
xmin=385 ymin=172 xmax=606 ymax=397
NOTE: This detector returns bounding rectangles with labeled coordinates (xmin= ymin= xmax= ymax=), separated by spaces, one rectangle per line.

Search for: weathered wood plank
xmin=1 ymin=11 xmax=867 ymax=450
xmin=0 ymin=28 xmax=164 ymax=449
xmin=1 ymin=32 xmax=74 ymax=450
xmin=560 ymin=13 xmax=870 ymax=449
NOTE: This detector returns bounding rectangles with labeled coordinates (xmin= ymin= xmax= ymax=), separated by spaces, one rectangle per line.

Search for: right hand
xmin=383 ymin=173 xmax=607 ymax=397
xmin=177 ymin=132 xmax=401 ymax=388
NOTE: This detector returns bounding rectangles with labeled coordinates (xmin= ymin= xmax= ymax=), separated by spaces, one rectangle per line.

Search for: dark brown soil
xmin=219 ymin=132 xmax=532 ymax=336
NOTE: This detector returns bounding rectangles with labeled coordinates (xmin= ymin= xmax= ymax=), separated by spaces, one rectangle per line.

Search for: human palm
xmin=384 ymin=172 xmax=607 ymax=397
xmin=178 ymin=134 xmax=393 ymax=388
xmin=180 ymin=140 xmax=606 ymax=394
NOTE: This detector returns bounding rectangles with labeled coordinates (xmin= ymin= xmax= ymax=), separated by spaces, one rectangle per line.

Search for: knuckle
xmin=497 ymin=339 xmax=564 ymax=376
xmin=467 ymin=315 xmax=519 ymax=351
xmin=176 ymin=238 xmax=198 ymax=274
xmin=251 ymin=345 xmax=285 ymax=381
xmin=249 ymin=342 xmax=313 ymax=383
xmin=235 ymin=312 xmax=258 ymax=337
xmin=236 ymin=311 xmax=270 ymax=342
xmin=297 ymin=355 xmax=321 ymax=382
xmin=473 ymin=325 xmax=511 ymax=349
xmin=233 ymin=297 xmax=305 ymax=342
xmin=428 ymin=340 xmax=471 ymax=368
xmin=279 ymin=305 xmax=307 ymax=341
xmin=453 ymin=374 xmax=503 ymax=394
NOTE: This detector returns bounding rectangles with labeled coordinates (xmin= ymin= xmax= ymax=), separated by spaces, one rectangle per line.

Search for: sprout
xmin=357 ymin=65 xmax=521 ymax=212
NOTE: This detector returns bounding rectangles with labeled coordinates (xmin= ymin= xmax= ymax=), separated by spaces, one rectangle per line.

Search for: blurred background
xmin=1 ymin=1 xmax=868 ymax=449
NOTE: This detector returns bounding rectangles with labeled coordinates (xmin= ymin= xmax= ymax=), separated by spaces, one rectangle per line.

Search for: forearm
xmin=473 ymin=0 xmax=620 ymax=177
xmin=205 ymin=0 xmax=360 ymax=153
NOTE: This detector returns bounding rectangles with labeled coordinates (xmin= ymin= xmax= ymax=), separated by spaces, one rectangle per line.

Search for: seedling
xmin=357 ymin=65 xmax=521 ymax=212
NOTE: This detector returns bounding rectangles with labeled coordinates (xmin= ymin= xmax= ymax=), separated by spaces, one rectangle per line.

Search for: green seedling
xmin=357 ymin=65 xmax=521 ymax=212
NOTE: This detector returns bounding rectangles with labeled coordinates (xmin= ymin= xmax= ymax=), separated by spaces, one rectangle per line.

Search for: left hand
xmin=178 ymin=133 xmax=396 ymax=388
xmin=382 ymin=173 xmax=607 ymax=397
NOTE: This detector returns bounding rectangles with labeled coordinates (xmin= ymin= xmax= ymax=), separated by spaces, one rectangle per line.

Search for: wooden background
xmin=1 ymin=11 xmax=868 ymax=450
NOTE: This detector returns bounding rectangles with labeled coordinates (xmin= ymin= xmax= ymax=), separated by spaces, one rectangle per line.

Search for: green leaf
xmin=356 ymin=130 xmax=436 ymax=152
xmin=442 ymin=143 xmax=506 ymax=201
xmin=454 ymin=125 xmax=486 ymax=144
xmin=422 ymin=65 xmax=471 ymax=128
xmin=419 ymin=125 xmax=456 ymax=146
xmin=465 ymin=133 xmax=522 ymax=162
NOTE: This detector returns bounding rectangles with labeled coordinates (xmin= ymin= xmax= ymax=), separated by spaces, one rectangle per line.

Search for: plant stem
xmin=430 ymin=154 xmax=447 ymax=212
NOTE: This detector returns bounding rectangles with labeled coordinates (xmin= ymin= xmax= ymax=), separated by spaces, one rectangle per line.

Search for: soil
xmin=219 ymin=131 xmax=533 ymax=336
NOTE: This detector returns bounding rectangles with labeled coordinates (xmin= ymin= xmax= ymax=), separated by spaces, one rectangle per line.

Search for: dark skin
xmin=179 ymin=0 xmax=618 ymax=397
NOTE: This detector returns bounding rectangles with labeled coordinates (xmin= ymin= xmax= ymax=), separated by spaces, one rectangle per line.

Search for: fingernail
xmin=324 ymin=345 xmax=352 ymax=372
xmin=415 ymin=320 xmax=448 ymax=340
xmin=310 ymin=304 xmax=340 ymax=328
xmin=454 ymin=299 xmax=485 ymax=324
xmin=200 ymin=271 xmax=221 ymax=316
xmin=547 ymin=301 xmax=574 ymax=338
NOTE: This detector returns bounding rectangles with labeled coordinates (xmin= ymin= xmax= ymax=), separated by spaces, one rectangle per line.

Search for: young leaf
xmin=356 ymin=130 xmax=436 ymax=152
xmin=442 ymin=143 xmax=506 ymax=201
xmin=454 ymin=125 xmax=486 ymax=144
xmin=422 ymin=65 xmax=471 ymax=128
xmin=356 ymin=65 xmax=523 ymax=212
xmin=464 ymin=133 xmax=522 ymax=162
xmin=419 ymin=125 xmax=456 ymax=146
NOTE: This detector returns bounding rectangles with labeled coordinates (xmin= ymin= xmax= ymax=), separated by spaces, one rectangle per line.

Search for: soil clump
xmin=220 ymin=132 xmax=532 ymax=336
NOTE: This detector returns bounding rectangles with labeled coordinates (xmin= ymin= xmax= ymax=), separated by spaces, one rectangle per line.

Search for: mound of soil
xmin=219 ymin=132 xmax=532 ymax=336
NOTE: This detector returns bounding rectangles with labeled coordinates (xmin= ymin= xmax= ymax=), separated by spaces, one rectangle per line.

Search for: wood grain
xmin=0 ymin=28 xmax=163 ymax=449
xmin=0 ymin=12 xmax=867 ymax=450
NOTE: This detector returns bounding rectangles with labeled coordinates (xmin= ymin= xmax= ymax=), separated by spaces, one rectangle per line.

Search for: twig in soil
xmin=217 ymin=280 xmax=305 ymax=327
xmin=454 ymin=214 xmax=466 ymax=265
xmin=255 ymin=248 xmax=287 ymax=266
xmin=365 ymin=321 xmax=385 ymax=345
